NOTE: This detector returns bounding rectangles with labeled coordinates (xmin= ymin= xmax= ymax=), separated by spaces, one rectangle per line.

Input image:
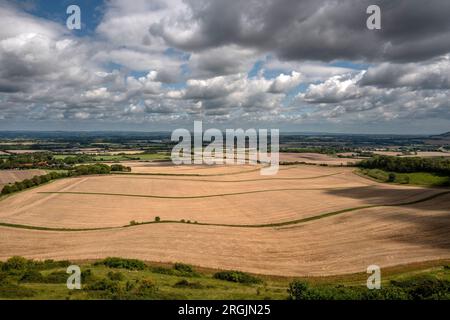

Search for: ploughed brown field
xmin=0 ymin=164 xmax=449 ymax=276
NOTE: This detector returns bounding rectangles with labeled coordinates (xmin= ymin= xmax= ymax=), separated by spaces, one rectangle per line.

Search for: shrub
xmin=154 ymin=216 xmax=161 ymax=222
xmin=110 ymin=164 xmax=131 ymax=172
xmin=1 ymin=256 xmax=30 ymax=272
xmin=288 ymin=280 xmax=309 ymax=300
xmin=81 ymin=269 xmax=97 ymax=284
xmin=213 ymin=271 xmax=262 ymax=284
xmin=45 ymin=271 xmax=68 ymax=284
xmin=107 ymin=271 xmax=125 ymax=281
xmin=19 ymin=270 xmax=45 ymax=283
xmin=173 ymin=279 xmax=203 ymax=289
xmin=120 ymin=279 xmax=159 ymax=299
xmin=388 ymin=173 xmax=396 ymax=182
xmin=174 ymin=263 xmax=193 ymax=274
xmin=33 ymin=259 xmax=71 ymax=270
xmin=95 ymin=257 xmax=147 ymax=270
xmin=86 ymin=278 xmax=121 ymax=293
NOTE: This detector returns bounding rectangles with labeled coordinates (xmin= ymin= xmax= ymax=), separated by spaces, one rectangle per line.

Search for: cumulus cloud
xmin=0 ymin=0 xmax=450 ymax=132
xmin=150 ymin=0 xmax=450 ymax=63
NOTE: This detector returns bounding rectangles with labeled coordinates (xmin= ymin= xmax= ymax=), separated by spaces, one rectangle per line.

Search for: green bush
xmin=95 ymin=257 xmax=147 ymax=270
xmin=154 ymin=216 xmax=161 ymax=222
xmin=81 ymin=269 xmax=97 ymax=284
xmin=86 ymin=278 xmax=121 ymax=293
xmin=45 ymin=271 xmax=68 ymax=284
xmin=110 ymin=164 xmax=131 ymax=172
xmin=174 ymin=263 xmax=193 ymax=273
xmin=388 ymin=173 xmax=396 ymax=182
xmin=173 ymin=279 xmax=203 ymax=289
xmin=213 ymin=270 xmax=262 ymax=284
xmin=19 ymin=270 xmax=45 ymax=283
xmin=107 ymin=271 xmax=125 ymax=281
xmin=1 ymin=256 xmax=30 ymax=272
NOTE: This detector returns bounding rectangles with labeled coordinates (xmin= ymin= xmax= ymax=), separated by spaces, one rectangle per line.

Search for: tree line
xmin=358 ymin=155 xmax=450 ymax=175
xmin=1 ymin=164 xmax=131 ymax=195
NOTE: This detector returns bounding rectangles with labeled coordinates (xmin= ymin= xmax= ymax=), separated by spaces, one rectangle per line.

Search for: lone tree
xmin=155 ymin=216 xmax=161 ymax=222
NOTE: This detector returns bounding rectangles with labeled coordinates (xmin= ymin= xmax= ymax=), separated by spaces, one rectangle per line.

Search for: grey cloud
xmin=359 ymin=56 xmax=450 ymax=89
xmin=151 ymin=0 xmax=450 ymax=63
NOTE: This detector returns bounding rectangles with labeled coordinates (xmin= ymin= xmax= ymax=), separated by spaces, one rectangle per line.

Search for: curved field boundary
xmin=115 ymin=164 xmax=308 ymax=177
xmin=112 ymin=172 xmax=344 ymax=183
xmin=38 ymin=186 xmax=352 ymax=200
xmin=1 ymin=190 xmax=449 ymax=232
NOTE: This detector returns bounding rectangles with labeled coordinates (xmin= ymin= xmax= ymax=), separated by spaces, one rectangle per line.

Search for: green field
xmin=359 ymin=169 xmax=450 ymax=187
xmin=1 ymin=257 xmax=449 ymax=300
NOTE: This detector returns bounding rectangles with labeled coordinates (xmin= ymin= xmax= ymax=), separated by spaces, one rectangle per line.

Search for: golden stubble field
xmin=0 ymin=163 xmax=449 ymax=276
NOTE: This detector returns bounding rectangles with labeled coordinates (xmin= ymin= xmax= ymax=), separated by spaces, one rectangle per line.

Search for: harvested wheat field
xmin=279 ymin=152 xmax=359 ymax=165
xmin=0 ymin=169 xmax=47 ymax=189
xmin=0 ymin=164 xmax=449 ymax=276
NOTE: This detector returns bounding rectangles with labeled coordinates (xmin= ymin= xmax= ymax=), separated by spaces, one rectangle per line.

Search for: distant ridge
xmin=430 ymin=132 xmax=450 ymax=138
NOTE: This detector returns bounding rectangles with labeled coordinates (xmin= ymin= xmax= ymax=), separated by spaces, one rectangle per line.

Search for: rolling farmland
xmin=0 ymin=164 xmax=449 ymax=276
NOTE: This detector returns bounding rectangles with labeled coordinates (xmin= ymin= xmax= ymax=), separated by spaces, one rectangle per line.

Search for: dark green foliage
xmin=110 ymin=164 xmax=131 ymax=172
xmin=86 ymin=278 xmax=121 ymax=293
xmin=388 ymin=173 xmax=396 ymax=182
xmin=45 ymin=271 xmax=69 ymax=284
xmin=288 ymin=276 xmax=450 ymax=300
xmin=154 ymin=216 xmax=161 ymax=222
xmin=151 ymin=263 xmax=198 ymax=277
xmin=86 ymin=278 xmax=159 ymax=300
xmin=71 ymin=163 xmax=111 ymax=175
xmin=390 ymin=276 xmax=450 ymax=300
xmin=95 ymin=257 xmax=147 ymax=270
xmin=213 ymin=271 xmax=263 ymax=284
xmin=107 ymin=271 xmax=125 ymax=281
xmin=81 ymin=269 xmax=97 ymax=284
xmin=173 ymin=279 xmax=204 ymax=289
xmin=359 ymin=155 xmax=450 ymax=175
xmin=1 ymin=256 xmax=31 ymax=274
xmin=1 ymin=257 xmax=71 ymax=273
xmin=33 ymin=259 xmax=71 ymax=270
xmin=174 ymin=263 xmax=193 ymax=273
xmin=19 ymin=270 xmax=45 ymax=283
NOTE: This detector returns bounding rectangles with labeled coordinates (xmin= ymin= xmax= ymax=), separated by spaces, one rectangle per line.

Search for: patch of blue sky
xmin=330 ymin=60 xmax=371 ymax=70
xmin=17 ymin=0 xmax=105 ymax=36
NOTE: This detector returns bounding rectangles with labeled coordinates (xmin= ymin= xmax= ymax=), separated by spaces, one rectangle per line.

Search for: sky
xmin=0 ymin=0 xmax=449 ymax=134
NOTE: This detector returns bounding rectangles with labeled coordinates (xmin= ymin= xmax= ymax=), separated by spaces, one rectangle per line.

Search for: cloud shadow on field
xmin=324 ymin=186 xmax=450 ymax=250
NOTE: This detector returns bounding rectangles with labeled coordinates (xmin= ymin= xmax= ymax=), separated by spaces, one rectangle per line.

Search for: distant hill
xmin=426 ymin=132 xmax=450 ymax=145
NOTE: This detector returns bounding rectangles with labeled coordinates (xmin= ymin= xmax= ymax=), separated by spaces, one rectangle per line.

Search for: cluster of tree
xmin=0 ymin=153 xmax=102 ymax=170
xmin=359 ymin=155 xmax=450 ymax=175
xmin=0 ymin=153 xmax=56 ymax=169
xmin=71 ymin=164 xmax=111 ymax=175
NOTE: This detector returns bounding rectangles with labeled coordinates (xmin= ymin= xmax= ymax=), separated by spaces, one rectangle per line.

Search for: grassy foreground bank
xmin=0 ymin=257 xmax=449 ymax=300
